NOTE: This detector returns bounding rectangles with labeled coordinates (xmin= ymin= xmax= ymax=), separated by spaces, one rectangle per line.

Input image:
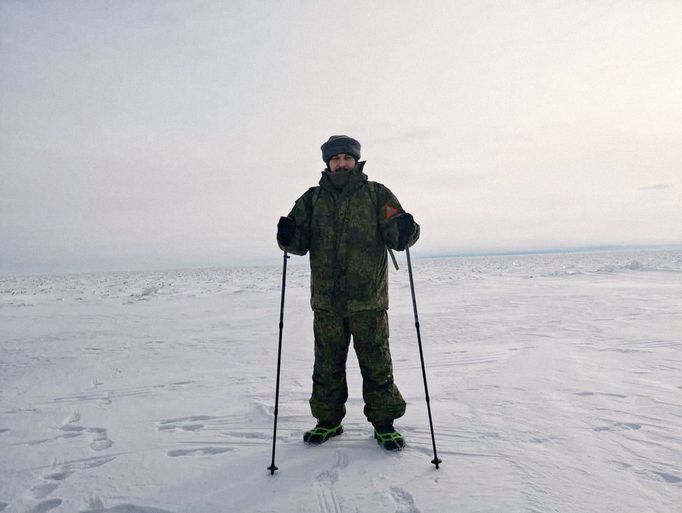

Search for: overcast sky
xmin=1 ymin=1 xmax=681 ymax=275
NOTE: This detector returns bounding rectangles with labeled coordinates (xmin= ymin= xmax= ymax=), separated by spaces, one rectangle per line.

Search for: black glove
xmin=395 ymin=213 xmax=415 ymax=251
xmin=277 ymin=216 xmax=296 ymax=247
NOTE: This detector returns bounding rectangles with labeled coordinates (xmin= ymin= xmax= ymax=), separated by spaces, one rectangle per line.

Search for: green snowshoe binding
xmin=374 ymin=425 xmax=405 ymax=451
xmin=303 ymin=423 xmax=343 ymax=444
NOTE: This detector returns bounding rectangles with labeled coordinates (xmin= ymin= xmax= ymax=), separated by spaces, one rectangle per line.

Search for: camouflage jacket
xmin=279 ymin=161 xmax=420 ymax=314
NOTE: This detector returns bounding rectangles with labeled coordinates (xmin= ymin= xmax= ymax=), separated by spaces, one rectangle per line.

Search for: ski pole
xmin=388 ymin=248 xmax=400 ymax=270
xmin=405 ymin=245 xmax=442 ymax=469
xmin=268 ymin=250 xmax=289 ymax=475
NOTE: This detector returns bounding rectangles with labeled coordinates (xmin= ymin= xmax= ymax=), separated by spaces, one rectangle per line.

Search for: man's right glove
xmin=277 ymin=216 xmax=296 ymax=247
xmin=395 ymin=213 xmax=415 ymax=251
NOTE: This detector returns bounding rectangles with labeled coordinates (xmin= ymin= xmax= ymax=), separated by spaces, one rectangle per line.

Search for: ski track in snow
xmin=1 ymin=250 xmax=681 ymax=512
xmin=314 ymin=450 xmax=349 ymax=513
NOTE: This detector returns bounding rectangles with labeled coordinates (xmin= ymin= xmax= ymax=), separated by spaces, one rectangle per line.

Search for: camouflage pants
xmin=310 ymin=309 xmax=406 ymax=426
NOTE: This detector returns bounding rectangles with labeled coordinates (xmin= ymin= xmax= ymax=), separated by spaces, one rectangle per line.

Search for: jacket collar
xmin=319 ymin=160 xmax=368 ymax=196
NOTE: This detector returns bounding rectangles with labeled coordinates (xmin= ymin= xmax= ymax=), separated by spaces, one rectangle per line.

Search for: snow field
xmin=1 ymin=250 xmax=681 ymax=512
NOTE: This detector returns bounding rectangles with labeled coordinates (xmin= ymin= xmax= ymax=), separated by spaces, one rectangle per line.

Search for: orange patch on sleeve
xmin=385 ymin=205 xmax=400 ymax=220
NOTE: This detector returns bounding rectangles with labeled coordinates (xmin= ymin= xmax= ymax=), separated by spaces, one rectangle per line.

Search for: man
xmin=276 ymin=135 xmax=419 ymax=451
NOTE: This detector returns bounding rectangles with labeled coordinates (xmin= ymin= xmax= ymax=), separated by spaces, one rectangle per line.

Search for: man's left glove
xmin=396 ymin=213 xmax=415 ymax=251
xmin=277 ymin=216 xmax=296 ymax=247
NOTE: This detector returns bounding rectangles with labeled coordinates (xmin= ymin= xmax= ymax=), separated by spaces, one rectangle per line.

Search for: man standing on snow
xmin=276 ymin=135 xmax=419 ymax=451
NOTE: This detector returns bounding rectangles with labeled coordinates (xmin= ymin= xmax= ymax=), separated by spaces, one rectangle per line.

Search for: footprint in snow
xmin=59 ymin=411 xmax=114 ymax=451
xmin=593 ymin=422 xmax=641 ymax=432
xmin=316 ymin=469 xmax=338 ymax=484
xmin=87 ymin=427 xmax=113 ymax=451
xmin=576 ymin=391 xmax=628 ymax=399
xmin=59 ymin=423 xmax=113 ymax=449
xmin=25 ymin=461 xmax=77 ymax=501
xmin=80 ymin=495 xmax=177 ymax=513
xmin=43 ymin=468 xmax=75 ymax=481
xmin=81 ymin=504 xmax=175 ymax=513
xmin=58 ymin=412 xmax=113 ymax=450
xmin=59 ymin=423 xmax=86 ymax=438
xmin=315 ymin=470 xmax=340 ymax=513
xmin=390 ymin=486 xmax=421 ymax=513
xmin=158 ymin=423 xmax=204 ymax=432
xmin=333 ymin=449 xmax=349 ymax=470
xmin=69 ymin=455 xmax=117 ymax=470
xmin=226 ymin=431 xmax=268 ymax=440
xmin=29 ymin=499 xmax=63 ymax=513
xmin=27 ymin=482 xmax=60 ymax=500
xmin=167 ymin=447 xmax=232 ymax=457
xmin=23 ymin=455 xmax=116 ymax=506
xmin=652 ymin=471 xmax=682 ymax=484
xmin=156 ymin=415 xmax=217 ymax=432
xmin=314 ymin=449 xmax=350 ymax=513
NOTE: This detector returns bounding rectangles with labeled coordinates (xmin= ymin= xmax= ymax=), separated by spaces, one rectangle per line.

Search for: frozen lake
xmin=1 ymin=249 xmax=681 ymax=512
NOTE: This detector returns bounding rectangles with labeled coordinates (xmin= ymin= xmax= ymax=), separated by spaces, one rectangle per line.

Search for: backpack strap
xmin=367 ymin=181 xmax=380 ymax=217
xmin=309 ymin=186 xmax=322 ymax=215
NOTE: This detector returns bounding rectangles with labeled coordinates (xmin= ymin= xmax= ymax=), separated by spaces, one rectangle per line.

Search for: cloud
xmin=3 ymin=2 xmax=682 ymax=275
xmin=638 ymin=184 xmax=674 ymax=191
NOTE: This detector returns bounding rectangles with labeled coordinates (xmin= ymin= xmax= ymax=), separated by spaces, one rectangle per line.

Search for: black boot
xmin=303 ymin=422 xmax=343 ymax=444
xmin=374 ymin=424 xmax=405 ymax=451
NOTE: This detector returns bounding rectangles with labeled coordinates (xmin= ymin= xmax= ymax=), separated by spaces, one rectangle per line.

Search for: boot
xmin=303 ymin=422 xmax=343 ymax=444
xmin=374 ymin=424 xmax=405 ymax=451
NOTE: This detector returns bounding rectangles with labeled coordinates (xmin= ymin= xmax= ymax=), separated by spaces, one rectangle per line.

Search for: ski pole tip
xmin=267 ymin=464 xmax=278 ymax=475
xmin=431 ymin=458 xmax=442 ymax=469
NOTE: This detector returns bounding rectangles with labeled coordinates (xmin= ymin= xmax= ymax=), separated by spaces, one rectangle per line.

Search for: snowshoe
xmin=374 ymin=425 xmax=405 ymax=451
xmin=303 ymin=423 xmax=343 ymax=444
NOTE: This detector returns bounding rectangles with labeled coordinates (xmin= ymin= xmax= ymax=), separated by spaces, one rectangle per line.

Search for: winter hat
xmin=321 ymin=135 xmax=361 ymax=164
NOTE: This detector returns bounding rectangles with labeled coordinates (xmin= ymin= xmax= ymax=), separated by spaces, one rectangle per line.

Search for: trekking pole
xmin=268 ymin=250 xmax=289 ymax=475
xmin=388 ymin=248 xmax=400 ymax=270
xmin=405 ymin=245 xmax=442 ymax=469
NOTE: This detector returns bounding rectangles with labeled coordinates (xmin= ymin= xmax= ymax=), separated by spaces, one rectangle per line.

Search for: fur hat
xmin=321 ymin=135 xmax=361 ymax=164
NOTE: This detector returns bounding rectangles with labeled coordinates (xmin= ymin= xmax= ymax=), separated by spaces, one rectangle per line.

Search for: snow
xmin=1 ymin=250 xmax=681 ymax=513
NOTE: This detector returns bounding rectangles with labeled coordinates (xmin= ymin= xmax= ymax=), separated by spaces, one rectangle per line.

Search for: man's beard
xmin=328 ymin=168 xmax=352 ymax=190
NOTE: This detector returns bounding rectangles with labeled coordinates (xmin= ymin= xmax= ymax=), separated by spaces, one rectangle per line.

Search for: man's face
xmin=328 ymin=153 xmax=356 ymax=173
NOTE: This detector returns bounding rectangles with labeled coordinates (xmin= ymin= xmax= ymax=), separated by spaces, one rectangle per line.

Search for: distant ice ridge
xmin=0 ymin=264 xmax=309 ymax=307
xmin=0 ymin=250 xmax=680 ymax=305
xmin=404 ymin=249 xmax=682 ymax=285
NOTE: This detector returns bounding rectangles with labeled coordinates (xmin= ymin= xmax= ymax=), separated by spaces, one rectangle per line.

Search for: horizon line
xmin=420 ymin=243 xmax=682 ymax=260
xmin=2 ymin=243 xmax=681 ymax=278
